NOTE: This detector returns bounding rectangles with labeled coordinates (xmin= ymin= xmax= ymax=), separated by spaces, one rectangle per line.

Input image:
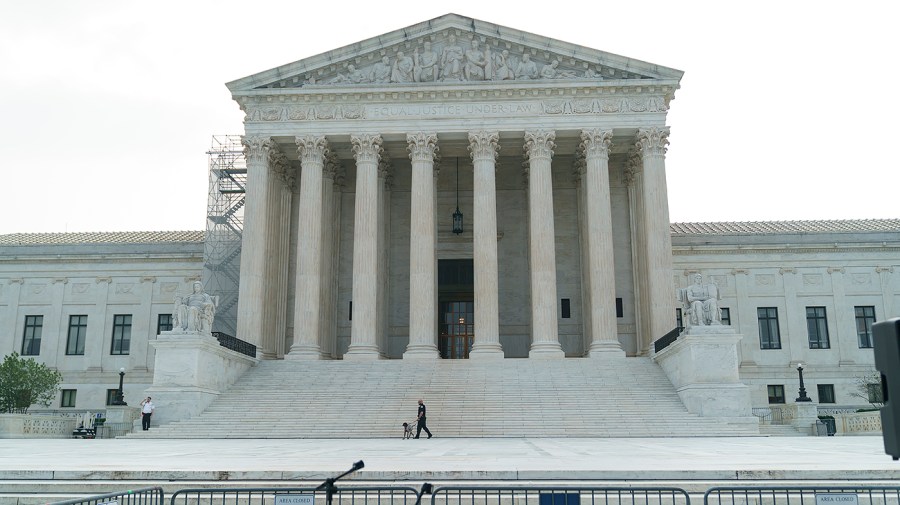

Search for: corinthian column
xmin=236 ymin=136 xmax=274 ymax=348
xmin=468 ymin=131 xmax=504 ymax=359
xmin=524 ymin=130 xmax=564 ymax=358
xmin=288 ymin=135 xmax=329 ymax=359
xmin=581 ymin=129 xmax=625 ymax=357
xmin=404 ymin=133 xmax=440 ymax=359
xmin=345 ymin=134 xmax=383 ymax=360
xmin=636 ymin=127 xmax=677 ymax=346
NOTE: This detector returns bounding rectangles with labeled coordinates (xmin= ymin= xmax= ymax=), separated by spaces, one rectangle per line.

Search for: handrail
xmin=653 ymin=326 xmax=684 ymax=353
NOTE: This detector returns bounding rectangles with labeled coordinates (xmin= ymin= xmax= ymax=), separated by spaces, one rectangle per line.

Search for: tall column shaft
xmin=625 ymin=153 xmax=651 ymax=354
xmin=525 ymin=130 xmax=564 ymax=358
xmin=582 ymin=129 xmax=625 ymax=357
xmin=469 ymin=131 xmax=503 ymax=359
xmin=319 ymin=154 xmax=339 ymax=358
xmin=288 ymin=136 xmax=328 ymax=359
xmin=274 ymin=166 xmax=294 ymax=358
xmin=405 ymin=133 xmax=439 ymax=359
xmin=236 ymin=136 xmax=273 ymax=348
xmin=346 ymin=134 xmax=383 ymax=359
xmin=636 ymin=127 xmax=677 ymax=345
xmin=260 ymin=149 xmax=288 ymax=359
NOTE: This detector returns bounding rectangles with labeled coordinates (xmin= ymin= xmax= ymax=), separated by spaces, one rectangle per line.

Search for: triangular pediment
xmin=227 ymin=14 xmax=683 ymax=93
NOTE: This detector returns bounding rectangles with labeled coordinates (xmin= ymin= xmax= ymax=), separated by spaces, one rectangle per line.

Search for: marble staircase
xmin=130 ymin=357 xmax=759 ymax=438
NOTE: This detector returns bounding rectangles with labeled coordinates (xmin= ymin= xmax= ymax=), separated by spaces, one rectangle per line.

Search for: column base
xmin=469 ymin=343 xmax=504 ymax=360
xmin=343 ymin=345 xmax=382 ymax=361
xmin=403 ymin=344 xmax=439 ymax=360
xmin=528 ymin=342 xmax=565 ymax=359
xmin=587 ymin=341 xmax=626 ymax=358
xmin=284 ymin=348 xmax=324 ymax=360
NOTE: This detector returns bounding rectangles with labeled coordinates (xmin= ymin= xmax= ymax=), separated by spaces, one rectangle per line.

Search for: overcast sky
xmin=1 ymin=1 xmax=897 ymax=234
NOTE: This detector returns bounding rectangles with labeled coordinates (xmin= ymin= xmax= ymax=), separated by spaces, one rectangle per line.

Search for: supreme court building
xmin=230 ymin=14 xmax=680 ymax=361
xmin=1 ymin=14 xmax=894 ymax=422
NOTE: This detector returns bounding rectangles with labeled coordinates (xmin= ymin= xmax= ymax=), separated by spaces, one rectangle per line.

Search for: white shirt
xmin=141 ymin=401 xmax=154 ymax=414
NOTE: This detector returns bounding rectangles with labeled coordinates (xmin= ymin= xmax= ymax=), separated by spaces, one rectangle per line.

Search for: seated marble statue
xmin=679 ymin=274 xmax=722 ymax=327
xmin=172 ymin=281 xmax=217 ymax=334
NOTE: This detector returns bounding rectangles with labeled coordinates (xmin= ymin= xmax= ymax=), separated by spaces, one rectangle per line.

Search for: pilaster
xmin=828 ymin=268 xmax=855 ymax=365
xmin=404 ymin=132 xmax=440 ymax=359
xmin=524 ymin=130 xmax=564 ymax=358
xmin=129 ymin=276 xmax=155 ymax=372
xmin=581 ymin=129 xmax=625 ymax=358
xmin=2 ymin=279 xmax=23 ymax=355
xmin=87 ymin=277 xmax=111 ymax=371
xmin=345 ymin=134 xmax=383 ymax=360
xmin=779 ymin=267 xmax=804 ymax=364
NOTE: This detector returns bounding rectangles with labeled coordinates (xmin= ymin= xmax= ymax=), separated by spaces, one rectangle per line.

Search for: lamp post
xmin=795 ymin=363 xmax=812 ymax=402
xmin=112 ymin=367 xmax=127 ymax=406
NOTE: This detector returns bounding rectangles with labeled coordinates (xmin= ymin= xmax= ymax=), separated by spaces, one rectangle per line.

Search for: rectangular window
xmin=106 ymin=389 xmax=119 ymax=406
xmin=676 ymin=308 xmax=683 ymax=329
xmin=757 ymin=307 xmax=781 ymax=349
xmin=868 ymin=382 xmax=885 ymax=404
xmin=110 ymin=314 xmax=132 ymax=355
xmin=720 ymin=307 xmax=731 ymax=325
xmin=21 ymin=315 xmax=43 ymax=356
xmin=60 ymin=389 xmax=77 ymax=408
xmin=817 ymin=384 xmax=836 ymax=404
xmin=855 ymin=306 xmax=876 ymax=349
xmin=767 ymin=385 xmax=785 ymax=404
xmin=615 ymin=298 xmax=623 ymax=318
xmin=66 ymin=315 xmax=88 ymax=355
xmin=806 ymin=306 xmax=830 ymax=349
xmin=157 ymin=313 xmax=173 ymax=334
xmin=561 ymin=298 xmax=571 ymax=319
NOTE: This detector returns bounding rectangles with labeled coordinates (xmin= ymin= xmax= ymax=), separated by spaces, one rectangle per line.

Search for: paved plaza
xmin=4 ymin=436 xmax=897 ymax=481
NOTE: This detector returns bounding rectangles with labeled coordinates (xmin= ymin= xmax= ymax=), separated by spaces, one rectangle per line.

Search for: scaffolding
xmin=202 ymin=135 xmax=246 ymax=335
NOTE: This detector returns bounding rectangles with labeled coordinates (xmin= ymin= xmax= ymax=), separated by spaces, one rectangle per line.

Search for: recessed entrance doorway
xmin=438 ymin=259 xmax=473 ymax=359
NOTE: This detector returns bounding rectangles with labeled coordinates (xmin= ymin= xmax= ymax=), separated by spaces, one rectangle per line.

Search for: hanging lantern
xmin=452 ymin=157 xmax=464 ymax=235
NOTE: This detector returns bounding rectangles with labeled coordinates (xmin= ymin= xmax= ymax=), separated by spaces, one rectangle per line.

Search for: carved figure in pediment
xmin=493 ymin=50 xmax=515 ymax=80
xmin=584 ymin=66 xmax=603 ymax=79
xmin=515 ymin=53 xmax=538 ymax=80
xmin=391 ymin=51 xmax=415 ymax=83
xmin=414 ymin=42 xmax=439 ymax=82
xmin=372 ymin=56 xmax=392 ymax=83
xmin=440 ymin=35 xmax=465 ymax=81
xmin=540 ymin=60 xmax=559 ymax=79
xmin=330 ymin=64 xmax=369 ymax=85
xmin=464 ymin=39 xmax=487 ymax=81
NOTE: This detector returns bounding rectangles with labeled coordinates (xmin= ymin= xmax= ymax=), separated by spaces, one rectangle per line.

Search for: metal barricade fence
xmin=170 ymin=486 xmax=423 ymax=505
xmin=431 ymin=486 xmax=691 ymax=505
xmin=46 ymin=487 xmax=164 ymax=505
xmin=704 ymin=486 xmax=900 ymax=505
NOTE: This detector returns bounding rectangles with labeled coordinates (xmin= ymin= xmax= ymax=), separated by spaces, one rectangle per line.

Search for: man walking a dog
xmin=415 ymin=399 xmax=432 ymax=439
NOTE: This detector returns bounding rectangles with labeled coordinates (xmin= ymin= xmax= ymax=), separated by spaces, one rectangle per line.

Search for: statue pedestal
xmin=784 ymin=402 xmax=820 ymax=434
xmin=653 ymin=326 xmax=757 ymax=430
xmin=146 ymin=332 xmax=258 ymax=426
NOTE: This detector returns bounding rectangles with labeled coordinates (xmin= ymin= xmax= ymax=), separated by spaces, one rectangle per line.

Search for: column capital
xmin=241 ymin=135 xmax=275 ymax=163
xmin=270 ymin=150 xmax=295 ymax=189
xmin=524 ymin=130 xmax=556 ymax=163
xmin=572 ymin=150 xmax=585 ymax=184
xmin=407 ymin=132 xmax=439 ymax=163
xmin=351 ymin=134 xmax=383 ymax=164
xmin=468 ymin=131 xmax=500 ymax=162
xmin=581 ymin=129 xmax=613 ymax=160
xmin=295 ymin=135 xmax=329 ymax=165
xmin=323 ymin=151 xmax=341 ymax=181
xmin=635 ymin=127 xmax=670 ymax=158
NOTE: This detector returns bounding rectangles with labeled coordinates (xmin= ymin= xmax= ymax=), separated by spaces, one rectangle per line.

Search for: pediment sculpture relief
xmin=259 ymin=34 xmax=648 ymax=89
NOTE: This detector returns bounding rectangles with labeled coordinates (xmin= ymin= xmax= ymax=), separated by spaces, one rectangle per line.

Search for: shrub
xmin=0 ymin=353 xmax=63 ymax=413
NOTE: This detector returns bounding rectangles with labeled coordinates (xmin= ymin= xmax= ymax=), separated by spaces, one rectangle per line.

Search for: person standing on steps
xmin=140 ymin=397 xmax=155 ymax=430
xmin=415 ymin=399 xmax=432 ymax=439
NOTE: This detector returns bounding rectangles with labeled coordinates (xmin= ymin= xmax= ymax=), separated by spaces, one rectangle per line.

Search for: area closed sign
xmin=815 ymin=494 xmax=859 ymax=505
xmin=275 ymin=494 xmax=314 ymax=505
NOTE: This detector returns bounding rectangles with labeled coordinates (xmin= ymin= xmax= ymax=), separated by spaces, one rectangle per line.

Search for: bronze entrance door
xmin=437 ymin=259 xmax=473 ymax=359
xmin=439 ymin=301 xmax=474 ymax=359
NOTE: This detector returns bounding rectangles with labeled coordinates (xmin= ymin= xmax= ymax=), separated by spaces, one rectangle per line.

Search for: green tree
xmin=0 ymin=353 xmax=63 ymax=414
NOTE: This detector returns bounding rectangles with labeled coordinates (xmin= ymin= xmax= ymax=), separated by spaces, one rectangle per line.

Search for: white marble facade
xmin=0 ymin=15 xmax=896 ymax=414
xmin=231 ymin=14 xmax=680 ymax=362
